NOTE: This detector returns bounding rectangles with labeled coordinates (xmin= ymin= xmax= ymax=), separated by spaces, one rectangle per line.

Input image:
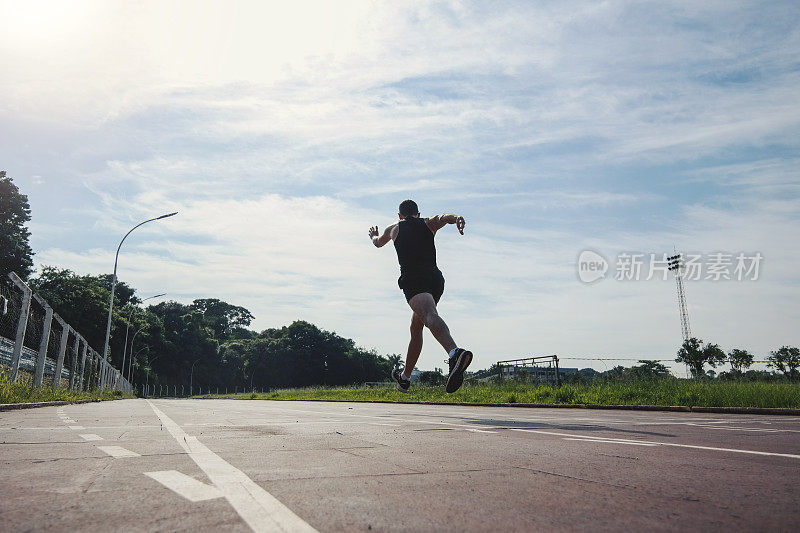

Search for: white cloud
xmin=9 ymin=0 xmax=800 ymax=375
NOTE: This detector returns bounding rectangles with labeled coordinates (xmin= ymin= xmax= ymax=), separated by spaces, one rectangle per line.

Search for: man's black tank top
xmin=394 ymin=217 xmax=437 ymax=274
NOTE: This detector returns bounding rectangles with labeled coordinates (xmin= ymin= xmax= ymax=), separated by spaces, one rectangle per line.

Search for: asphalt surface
xmin=1 ymin=399 xmax=799 ymax=532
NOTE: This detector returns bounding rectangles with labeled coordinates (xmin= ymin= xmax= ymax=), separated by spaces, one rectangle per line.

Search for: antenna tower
xmin=667 ymin=253 xmax=691 ymax=341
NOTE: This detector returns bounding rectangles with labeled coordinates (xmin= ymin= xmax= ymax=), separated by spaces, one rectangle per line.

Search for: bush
xmin=419 ymin=369 xmax=446 ymax=386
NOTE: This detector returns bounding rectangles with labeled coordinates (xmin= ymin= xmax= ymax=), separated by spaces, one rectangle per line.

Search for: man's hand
xmin=370 ymin=225 xmax=395 ymax=248
xmin=456 ymin=216 xmax=465 ymax=235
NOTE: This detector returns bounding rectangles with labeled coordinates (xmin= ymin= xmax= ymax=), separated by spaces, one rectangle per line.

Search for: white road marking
xmin=510 ymin=429 xmax=800 ymax=459
xmin=98 ymin=445 xmax=141 ymax=458
xmin=415 ymin=411 xmax=800 ymax=433
xmin=62 ymin=419 xmax=77 ymax=424
xmin=68 ymin=425 xmax=85 ymax=430
xmin=563 ymin=438 xmax=658 ymax=447
xmin=414 ymin=419 xmax=497 ymax=432
xmin=79 ymin=434 xmax=103 ymax=441
xmin=146 ymin=400 xmax=317 ymax=533
xmin=145 ymin=470 xmax=224 ymax=502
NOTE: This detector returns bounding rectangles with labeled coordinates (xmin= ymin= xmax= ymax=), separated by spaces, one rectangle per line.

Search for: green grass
xmin=0 ymin=368 xmax=133 ymax=404
xmin=195 ymin=379 xmax=800 ymax=409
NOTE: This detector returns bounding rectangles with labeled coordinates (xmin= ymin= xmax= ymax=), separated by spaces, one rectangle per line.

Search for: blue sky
xmin=1 ymin=0 xmax=799 ymax=374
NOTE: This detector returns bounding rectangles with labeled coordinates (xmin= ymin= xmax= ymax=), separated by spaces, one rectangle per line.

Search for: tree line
xmin=676 ymin=338 xmax=799 ymax=380
xmin=26 ymin=267 xmax=396 ymax=390
xmin=1 ymin=171 xmax=395 ymax=390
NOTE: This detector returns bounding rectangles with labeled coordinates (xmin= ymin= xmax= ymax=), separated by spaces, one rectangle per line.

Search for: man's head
xmin=398 ymin=199 xmax=419 ymax=219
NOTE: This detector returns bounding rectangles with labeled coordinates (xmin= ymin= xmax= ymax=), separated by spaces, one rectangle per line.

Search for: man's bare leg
xmin=408 ymin=293 xmax=457 ymax=354
xmin=402 ymin=312 xmax=424 ymax=379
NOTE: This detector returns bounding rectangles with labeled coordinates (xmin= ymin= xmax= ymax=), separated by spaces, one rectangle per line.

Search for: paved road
xmin=1 ymin=399 xmax=799 ymax=532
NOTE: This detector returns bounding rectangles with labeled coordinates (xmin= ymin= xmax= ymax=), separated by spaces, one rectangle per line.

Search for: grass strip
xmin=195 ymin=380 xmax=800 ymax=409
xmin=1 ymin=368 xmax=133 ymax=404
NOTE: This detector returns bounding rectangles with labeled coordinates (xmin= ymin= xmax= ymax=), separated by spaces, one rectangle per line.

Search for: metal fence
xmin=138 ymin=384 xmax=268 ymax=398
xmin=0 ymin=272 xmax=132 ymax=394
xmin=497 ymin=355 xmax=561 ymax=385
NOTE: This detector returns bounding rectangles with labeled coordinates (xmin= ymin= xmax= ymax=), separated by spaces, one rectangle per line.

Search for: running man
xmin=368 ymin=199 xmax=472 ymax=394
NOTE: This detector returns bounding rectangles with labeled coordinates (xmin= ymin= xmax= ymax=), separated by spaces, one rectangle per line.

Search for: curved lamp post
xmin=101 ymin=212 xmax=177 ymax=388
xmin=120 ymin=293 xmax=165 ymax=387
xmin=130 ymin=345 xmax=149 ymax=389
xmin=128 ymin=326 xmax=146 ymax=382
xmin=144 ymin=353 xmax=163 ymax=397
xmin=250 ymin=365 xmax=258 ymax=392
xmin=190 ymin=358 xmax=201 ymax=396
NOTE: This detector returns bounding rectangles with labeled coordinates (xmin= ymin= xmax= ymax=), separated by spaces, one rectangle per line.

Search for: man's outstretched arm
xmin=369 ymin=224 xmax=395 ymax=248
xmin=426 ymin=214 xmax=466 ymax=235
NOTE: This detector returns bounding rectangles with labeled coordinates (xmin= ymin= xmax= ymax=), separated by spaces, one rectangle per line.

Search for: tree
xmin=768 ymin=346 xmax=800 ymax=381
xmin=231 ymin=321 xmax=393 ymax=388
xmin=419 ymin=368 xmax=445 ymax=385
xmin=676 ymin=338 xmax=726 ymax=379
xmin=29 ymin=266 xmax=138 ymax=362
xmin=0 ymin=171 xmax=34 ymax=283
xmin=190 ymin=298 xmax=254 ymax=341
xmin=387 ymin=354 xmax=402 ymax=371
xmin=148 ymin=301 xmax=220 ymax=386
xmin=727 ymin=348 xmax=754 ymax=373
xmin=628 ymin=360 xmax=671 ymax=380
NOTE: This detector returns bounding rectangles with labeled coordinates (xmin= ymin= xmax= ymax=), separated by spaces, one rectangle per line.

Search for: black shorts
xmin=398 ymin=268 xmax=445 ymax=303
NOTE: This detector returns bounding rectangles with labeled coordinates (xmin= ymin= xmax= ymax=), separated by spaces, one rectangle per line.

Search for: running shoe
xmin=392 ymin=368 xmax=411 ymax=393
xmin=446 ymin=348 xmax=473 ymax=393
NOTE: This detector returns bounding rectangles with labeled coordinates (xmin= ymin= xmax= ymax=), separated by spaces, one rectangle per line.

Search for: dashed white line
xmin=68 ymin=425 xmax=85 ymax=430
xmin=146 ymin=400 xmax=317 ymax=533
xmin=98 ymin=445 xmax=141 ymax=458
xmin=79 ymin=434 xmax=103 ymax=441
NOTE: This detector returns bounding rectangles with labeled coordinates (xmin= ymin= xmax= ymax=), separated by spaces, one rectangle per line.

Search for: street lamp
xmin=190 ymin=358 xmax=201 ymax=396
xmin=120 ymin=293 xmax=165 ymax=386
xmin=128 ymin=326 xmax=145 ymax=382
xmin=144 ymin=353 xmax=163 ymax=397
xmin=129 ymin=345 xmax=149 ymax=389
xmin=101 ymin=212 xmax=177 ymax=388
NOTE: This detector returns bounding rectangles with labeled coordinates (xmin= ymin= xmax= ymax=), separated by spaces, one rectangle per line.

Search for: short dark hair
xmin=399 ymin=199 xmax=419 ymax=218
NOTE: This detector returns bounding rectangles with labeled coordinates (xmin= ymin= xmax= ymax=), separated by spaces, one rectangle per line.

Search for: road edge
xmin=238 ymin=397 xmax=800 ymax=416
xmin=0 ymin=398 xmax=108 ymax=411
